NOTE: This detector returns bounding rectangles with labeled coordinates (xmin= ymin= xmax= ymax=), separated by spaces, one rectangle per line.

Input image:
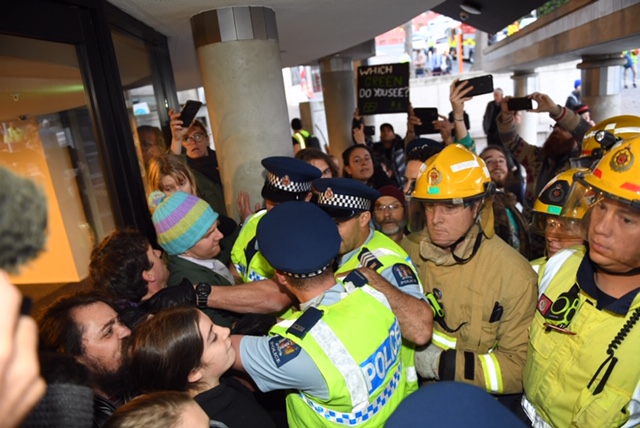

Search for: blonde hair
xmin=103 ymin=391 xmax=196 ymax=428
xmin=147 ymin=154 xmax=197 ymax=195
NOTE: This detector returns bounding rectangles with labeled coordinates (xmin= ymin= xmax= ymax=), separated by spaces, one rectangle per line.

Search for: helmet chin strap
xmin=588 ymin=243 xmax=640 ymax=276
xmin=593 ymin=262 xmax=640 ymax=276
xmin=449 ymin=232 xmax=483 ymax=264
xmin=448 ymin=206 xmax=486 ymax=264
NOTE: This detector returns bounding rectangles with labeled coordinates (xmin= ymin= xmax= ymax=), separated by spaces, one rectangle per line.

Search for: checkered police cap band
xmin=316 ymin=187 xmax=372 ymax=211
xmin=282 ymin=262 xmax=332 ymax=279
xmin=266 ymin=172 xmax=312 ymax=193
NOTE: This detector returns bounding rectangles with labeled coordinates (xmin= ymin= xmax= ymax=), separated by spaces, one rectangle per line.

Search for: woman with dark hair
xmin=128 ymin=307 xmax=275 ymax=428
xmin=341 ymin=145 xmax=391 ymax=189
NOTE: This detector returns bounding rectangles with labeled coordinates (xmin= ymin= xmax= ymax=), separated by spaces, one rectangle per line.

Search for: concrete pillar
xmin=191 ymin=7 xmax=290 ymax=216
xmin=578 ymin=54 xmax=625 ymax=123
xmin=319 ymin=56 xmax=356 ymax=167
xmin=511 ymin=70 xmax=538 ymax=145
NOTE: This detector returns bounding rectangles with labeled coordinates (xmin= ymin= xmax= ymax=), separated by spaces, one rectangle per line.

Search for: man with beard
xmin=497 ymin=92 xmax=589 ymax=210
xmin=479 ymin=146 xmax=531 ymax=259
xmin=38 ymin=292 xmax=132 ymax=428
xmin=373 ymin=185 xmax=407 ymax=245
xmin=497 ymin=92 xmax=590 ymax=258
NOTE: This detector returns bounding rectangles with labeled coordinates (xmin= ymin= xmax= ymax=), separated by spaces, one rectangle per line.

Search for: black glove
xmin=141 ymin=278 xmax=196 ymax=314
xmin=231 ymin=313 xmax=278 ymax=336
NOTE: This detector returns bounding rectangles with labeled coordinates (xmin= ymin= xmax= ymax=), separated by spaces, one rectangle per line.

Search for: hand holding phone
xmin=178 ymin=100 xmax=203 ymax=129
xmin=507 ymin=97 xmax=533 ymax=111
xmin=455 ymin=75 xmax=494 ymax=97
xmin=413 ymin=108 xmax=439 ymax=135
xmin=364 ymin=126 xmax=375 ymax=137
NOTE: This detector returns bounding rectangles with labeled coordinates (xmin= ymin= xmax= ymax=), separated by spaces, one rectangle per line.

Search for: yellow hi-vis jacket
xmin=270 ymin=286 xmax=409 ymax=427
xmin=335 ymin=231 xmax=422 ymax=394
xmin=523 ymin=247 xmax=640 ymax=428
xmin=230 ymin=210 xmax=274 ymax=282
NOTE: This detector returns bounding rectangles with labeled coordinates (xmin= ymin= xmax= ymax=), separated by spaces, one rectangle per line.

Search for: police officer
xmin=231 ymin=202 xmax=410 ymax=427
xmin=313 ymin=178 xmax=433 ymax=393
xmin=402 ymin=144 xmax=537 ymax=405
xmin=523 ymin=136 xmax=640 ymax=427
xmin=231 ymin=156 xmax=321 ymax=283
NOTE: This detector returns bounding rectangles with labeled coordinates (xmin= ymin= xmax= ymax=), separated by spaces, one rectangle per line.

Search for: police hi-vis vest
xmin=335 ymin=231 xmax=422 ymax=393
xmin=270 ymin=286 xmax=409 ymax=427
xmin=523 ymin=247 xmax=640 ymax=428
xmin=230 ymin=210 xmax=274 ymax=282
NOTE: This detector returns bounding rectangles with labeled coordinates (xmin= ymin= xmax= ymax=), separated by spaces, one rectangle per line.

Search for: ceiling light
xmin=460 ymin=2 xmax=482 ymax=15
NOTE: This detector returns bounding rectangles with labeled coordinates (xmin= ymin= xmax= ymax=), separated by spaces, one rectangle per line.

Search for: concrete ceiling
xmin=107 ymin=0 xmax=444 ymax=90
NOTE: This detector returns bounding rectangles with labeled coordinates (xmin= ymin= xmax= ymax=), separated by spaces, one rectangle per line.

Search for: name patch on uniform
xmin=391 ymin=263 xmax=418 ymax=287
xmin=537 ymin=294 xmax=552 ymax=316
xmin=268 ymin=336 xmax=301 ymax=368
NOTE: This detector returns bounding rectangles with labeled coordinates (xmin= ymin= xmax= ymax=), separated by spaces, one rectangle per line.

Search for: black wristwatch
xmin=195 ymin=282 xmax=211 ymax=309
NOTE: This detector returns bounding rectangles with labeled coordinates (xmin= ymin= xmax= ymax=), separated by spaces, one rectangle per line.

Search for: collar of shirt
xmin=337 ymin=228 xmax=374 ymax=268
xmin=179 ymin=255 xmax=235 ymax=285
xmin=576 ymin=255 xmax=640 ymax=315
xmin=299 ymin=284 xmax=344 ymax=311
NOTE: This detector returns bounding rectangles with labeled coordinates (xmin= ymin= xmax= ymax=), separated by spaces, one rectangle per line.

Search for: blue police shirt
xmin=337 ymin=229 xmax=426 ymax=301
xmin=239 ymin=285 xmax=349 ymax=400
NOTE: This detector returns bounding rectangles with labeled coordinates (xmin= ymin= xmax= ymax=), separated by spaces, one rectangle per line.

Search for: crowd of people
xmin=3 ymin=76 xmax=640 ymax=428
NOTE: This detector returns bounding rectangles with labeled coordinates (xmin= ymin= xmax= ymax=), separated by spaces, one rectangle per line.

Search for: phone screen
xmin=507 ymin=97 xmax=533 ymax=111
xmin=179 ymin=100 xmax=203 ymax=128
xmin=413 ymin=108 xmax=439 ymax=135
xmin=455 ymin=75 xmax=494 ymax=97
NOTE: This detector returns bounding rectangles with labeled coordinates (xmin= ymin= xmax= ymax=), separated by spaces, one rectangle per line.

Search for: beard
xmin=378 ymin=218 xmax=406 ymax=236
xmin=90 ymin=360 xmax=130 ymax=401
xmin=541 ymin=132 xmax=577 ymax=159
xmin=490 ymin=171 xmax=507 ymax=188
xmin=85 ymin=337 xmax=131 ymax=401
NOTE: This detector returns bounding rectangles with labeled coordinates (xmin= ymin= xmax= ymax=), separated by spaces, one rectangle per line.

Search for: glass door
xmin=0 ymin=34 xmax=116 ymax=285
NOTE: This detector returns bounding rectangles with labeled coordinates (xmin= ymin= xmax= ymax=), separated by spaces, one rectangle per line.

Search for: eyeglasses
xmin=424 ymin=202 xmax=468 ymax=215
xmin=374 ymin=203 xmax=403 ymax=212
xmin=182 ymin=132 xmax=206 ymax=144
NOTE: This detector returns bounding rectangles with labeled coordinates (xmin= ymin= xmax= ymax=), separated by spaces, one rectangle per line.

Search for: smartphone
xmin=507 ymin=97 xmax=533 ymax=111
xmin=364 ymin=126 xmax=375 ymax=137
xmin=413 ymin=107 xmax=439 ymax=135
xmin=455 ymin=75 xmax=494 ymax=97
xmin=179 ymin=100 xmax=203 ymax=128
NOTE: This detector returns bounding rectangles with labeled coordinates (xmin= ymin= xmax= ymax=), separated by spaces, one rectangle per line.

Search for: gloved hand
xmin=414 ymin=343 xmax=444 ymax=380
xmin=142 ymin=278 xmax=196 ymax=313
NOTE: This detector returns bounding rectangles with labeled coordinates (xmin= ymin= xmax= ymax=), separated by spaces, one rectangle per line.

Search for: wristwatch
xmin=195 ymin=282 xmax=211 ymax=309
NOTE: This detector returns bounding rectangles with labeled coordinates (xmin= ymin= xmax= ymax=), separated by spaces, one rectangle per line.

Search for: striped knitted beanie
xmin=149 ymin=191 xmax=218 ymax=256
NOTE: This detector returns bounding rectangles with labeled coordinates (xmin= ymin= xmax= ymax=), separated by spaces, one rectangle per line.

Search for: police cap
xmin=312 ymin=178 xmax=381 ymax=220
xmin=257 ymin=201 xmax=340 ymax=278
xmin=261 ymin=156 xmax=322 ymax=203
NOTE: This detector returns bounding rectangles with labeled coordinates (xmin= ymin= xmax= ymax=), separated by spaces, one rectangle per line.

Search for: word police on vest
xmin=360 ymin=319 xmax=402 ymax=394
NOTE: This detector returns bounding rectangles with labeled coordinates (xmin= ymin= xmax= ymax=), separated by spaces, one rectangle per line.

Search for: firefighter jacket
xmin=401 ymin=219 xmax=537 ymax=394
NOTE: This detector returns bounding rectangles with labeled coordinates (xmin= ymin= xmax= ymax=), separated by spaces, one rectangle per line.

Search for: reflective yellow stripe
xmin=479 ymin=353 xmax=503 ymax=393
xmin=431 ymin=330 xmax=457 ymax=350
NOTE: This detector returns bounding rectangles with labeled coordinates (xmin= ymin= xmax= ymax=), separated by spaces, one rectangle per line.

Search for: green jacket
xmin=167 ymin=255 xmax=238 ymax=328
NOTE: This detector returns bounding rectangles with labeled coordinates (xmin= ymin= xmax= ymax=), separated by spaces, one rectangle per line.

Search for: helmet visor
xmin=530 ymin=212 xmax=585 ymax=239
